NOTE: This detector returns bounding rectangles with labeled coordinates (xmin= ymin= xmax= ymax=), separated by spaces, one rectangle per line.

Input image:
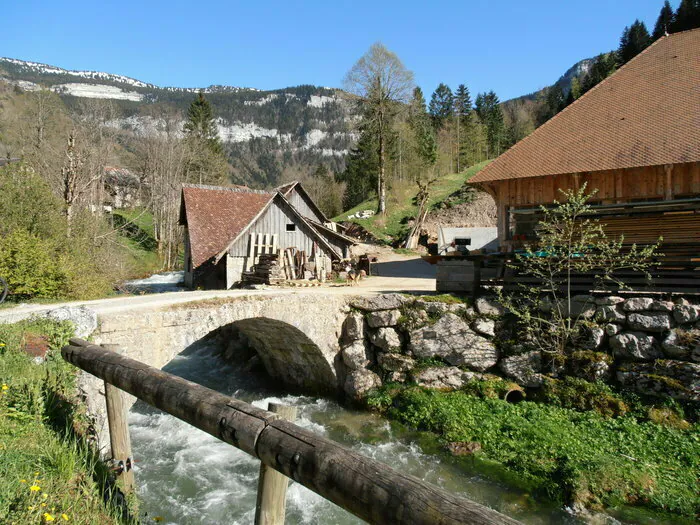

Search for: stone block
xmin=344 ymin=369 xmax=382 ymax=400
xmin=604 ymin=323 xmax=621 ymax=336
xmin=617 ymin=360 xmax=699 ymax=401
xmin=350 ymin=294 xmax=410 ymax=312
xmin=661 ymin=331 xmax=691 ymax=359
xmin=410 ymin=366 xmax=478 ymax=390
xmin=623 ymin=297 xmax=653 ymax=312
xmin=596 ymin=305 xmax=626 ymax=323
xmin=369 ymin=327 xmax=402 ymax=353
xmin=627 ymin=312 xmax=671 ymax=333
xmin=499 ymin=351 xmax=543 ymax=387
xmin=43 ymin=306 xmax=97 ymax=338
xmin=471 ymin=319 xmax=495 ymax=338
xmin=342 ymin=312 xmax=366 ymax=342
xmin=673 ymin=304 xmax=700 ymax=324
xmin=594 ymin=296 xmax=625 ymax=306
xmin=341 ymin=340 xmax=373 ymax=370
xmin=610 ymin=332 xmax=662 ymax=361
xmin=367 ymin=309 xmax=401 ymax=328
xmin=377 ymin=352 xmax=415 ymax=372
xmin=475 ymin=296 xmax=506 ymax=316
xmin=650 ymin=300 xmax=674 ymax=312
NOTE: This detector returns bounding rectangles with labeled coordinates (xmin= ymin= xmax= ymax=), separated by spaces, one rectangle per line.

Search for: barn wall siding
xmin=286 ymin=187 xmax=326 ymax=224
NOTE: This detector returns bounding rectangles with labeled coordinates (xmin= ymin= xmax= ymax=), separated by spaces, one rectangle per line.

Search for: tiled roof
xmin=470 ymin=29 xmax=700 ymax=183
xmin=181 ymin=184 xmax=273 ymax=268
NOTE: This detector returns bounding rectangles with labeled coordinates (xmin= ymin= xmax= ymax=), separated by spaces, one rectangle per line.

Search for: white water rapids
xmin=129 ymin=340 xmax=581 ymax=524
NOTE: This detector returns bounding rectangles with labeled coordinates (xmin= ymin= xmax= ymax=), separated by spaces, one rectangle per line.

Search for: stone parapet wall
xmin=340 ymin=294 xmax=700 ymax=403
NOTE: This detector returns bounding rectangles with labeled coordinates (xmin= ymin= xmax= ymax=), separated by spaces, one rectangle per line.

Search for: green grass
xmin=378 ymin=386 xmax=699 ymax=518
xmin=333 ymin=161 xmax=490 ymax=243
xmin=112 ymin=208 xmax=161 ymax=278
xmin=0 ymin=319 xmax=130 ymax=524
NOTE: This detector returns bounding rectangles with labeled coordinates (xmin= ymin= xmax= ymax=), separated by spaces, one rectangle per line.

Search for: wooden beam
xmin=664 ymin=164 xmax=674 ymax=200
xmin=62 ymin=340 xmax=519 ymax=525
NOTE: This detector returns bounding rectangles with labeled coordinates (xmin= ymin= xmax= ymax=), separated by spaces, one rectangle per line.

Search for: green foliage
xmin=671 ymin=0 xmax=700 ymax=33
xmin=389 ymin=387 xmax=699 ymax=516
xmin=0 ymin=320 xmax=128 ymax=524
xmin=653 ymin=1 xmax=675 ymax=39
xmin=579 ymin=53 xmax=617 ymax=95
xmin=617 ymin=20 xmax=652 ymax=66
xmin=540 ymin=377 xmax=628 ymax=418
xmin=336 ymin=126 xmax=379 ymax=209
xmin=460 ymin=377 xmax=521 ymax=400
xmin=183 ymin=91 xmax=223 ymax=155
xmin=474 ymin=91 xmax=506 ymax=157
xmin=428 ymin=83 xmax=454 ymax=130
xmin=497 ymin=185 xmax=659 ymax=355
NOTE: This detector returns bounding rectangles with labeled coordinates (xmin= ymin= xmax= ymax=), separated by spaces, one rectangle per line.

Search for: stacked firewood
xmin=242 ymin=254 xmax=285 ymax=285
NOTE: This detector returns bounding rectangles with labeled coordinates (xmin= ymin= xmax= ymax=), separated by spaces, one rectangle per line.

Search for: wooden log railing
xmin=62 ymin=339 xmax=519 ymax=525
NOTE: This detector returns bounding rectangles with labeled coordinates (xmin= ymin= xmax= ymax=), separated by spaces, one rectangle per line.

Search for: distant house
xmin=104 ymin=166 xmax=142 ymax=209
xmin=470 ymin=29 xmax=700 ymax=252
xmin=179 ymin=182 xmax=355 ymax=289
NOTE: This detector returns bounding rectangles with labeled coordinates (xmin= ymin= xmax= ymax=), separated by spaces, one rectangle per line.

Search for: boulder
xmin=604 ymin=323 xmax=622 ymax=336
xmin=499 ymin=351 xmax=543 ymax=387
xmin=341 ymin=340 xmax=373 ymax=370
xmin=577 ymin=326 xmax=605 ymax=350
xmin=596 ymin=305 xmax=626 ymax=323
xmin=351 ymin=294 xmax=410 ymax=312
xmin=471 ymin=319 xmax=495 ymax=338
xmin=623 ymin=297 xmax=653 ymax=312
xmin=411 ymin=366 xmax=478 ymax=390
xmin=414 ymin=300 xmax=449 ymax=316
xmin=409 ymin=313 xmax=498 ymax=371
xmin=610 ymin=332 xmax=662 ymax=361
xmin=475 ymin=297 xmax=505 ymax=316
xmin=387 ymin=371 xmax=407 ymax=383
xmin=673 ymin=304 xmax=700 ymax=324
xmin=43 ymin=306 xmax=97 ymax=338
xmin=377 ymin=352 xmax=415 ymax=372
xmin=661 ymin=331 xmax=691 ymax=359
xmin=617 ymin=360 xmax=699 ymax=401
xmin=369 ymin=327 xmax=402 ymax=353
xmin=650 ymin=300 xmax=674 ymax=312
xmin=342 ymin=312 xmax=365 ymax=342
xmin=344 ymin=369 xmax=382 ymax=400
xmin=567 ymin=351 xmax=612 ymax=382
xmin=594 ymin=296 xmax=625 ymax=306
xmin=627 ymin=312 xmax=671 ymax=333
xmin=367 ymin=309 xmax=401 ymax=328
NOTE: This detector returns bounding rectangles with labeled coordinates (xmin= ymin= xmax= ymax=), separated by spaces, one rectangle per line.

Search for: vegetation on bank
xmin=368 ymin=382 xmax=699 ymax=518
xmin=0 ymin=319 xmax=128 ymax=524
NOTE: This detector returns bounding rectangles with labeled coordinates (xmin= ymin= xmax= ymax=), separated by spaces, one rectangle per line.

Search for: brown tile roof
xmin=181 ymin=184 xmax=273 ymax=268
xmin=470 ymin=29 xmax=700 ymax=184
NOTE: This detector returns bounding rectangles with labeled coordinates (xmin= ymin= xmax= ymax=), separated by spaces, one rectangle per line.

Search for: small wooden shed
xmin=470 ymin=29 xmax=700 ymax=253
xmin=180 ymin=183 xmax=354 ymax=289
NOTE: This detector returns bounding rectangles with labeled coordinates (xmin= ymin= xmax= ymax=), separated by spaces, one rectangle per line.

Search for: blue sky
xmin=4 ymin=0 xmax=671 ymax=101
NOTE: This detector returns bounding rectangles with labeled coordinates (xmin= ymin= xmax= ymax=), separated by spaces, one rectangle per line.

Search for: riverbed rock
xmin=369 ymin=327 xmax=402 ymax=353
xmin=623 ymin=297 xmax=654 ymax=312
xmin=661 ymin=331 xmax=691 ymax=359
xmin=367 ymin=309 xmax=401 ymax=328
xmin=499 ymin=351 xmax=543 ymax=387
xmin=411 ymin=366 xmax=478 ymax=390
xmin=341 ymin=340 xmax=373 ymax=370
xmin=595 ymin=296 xmax=625 ymax=306
xmin=596 ymin=305 xmax=626 ymax=323
xmin=409 ymin=313 xmax=498 ymax=371
xmin=617 ymin=360 xmax=700 ymax=401
xmin=342 ymin=312 xmax=366 ymax=342
xmin=673 ymin=304 xmax=700 ymax=324
xmin=377 ymin=352 xmax=415 ymax=372
xmin=344 ymin=369 xmax=382 ymax=400
xmin=475 ymin=297 xmax=505 ymax=316
xmin=350 ymin=294 xmax=410 ymax=312
xmin=471 ymin=319 xmax=495 ymax=338
xmin=610 ymin=332 xmax=662 ymax=361
xmin=627 ymin=312 xmax=671 ymax=333
xmin=43 ymin=306 xmax=98 ymax=338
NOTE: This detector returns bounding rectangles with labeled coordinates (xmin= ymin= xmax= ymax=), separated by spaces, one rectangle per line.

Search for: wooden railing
xmin=62 ymin=339 xmax=520 ymax=525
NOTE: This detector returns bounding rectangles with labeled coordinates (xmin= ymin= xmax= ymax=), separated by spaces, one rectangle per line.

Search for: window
xmin=454 ymin=237 xmax=471 ymax=246
xmin=286 ymin=223 xmax=296 ymax=232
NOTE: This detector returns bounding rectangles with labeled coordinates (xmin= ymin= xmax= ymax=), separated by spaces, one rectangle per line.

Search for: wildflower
xmin=2 ymin=384 xmax=8 ymax=390
xmin=43 ymin=513 xmax=55 ymax=522
xmin=30 ymin=485 xmax=41 ymax=492
xmin=28 ymin=506 xmax=34 ymax=511
xmin=41 ymin=503 xmax=47 ymax=507
xmin=42 ymin=493 xmax=48 ymax=499
xmin=20 ymin=479 xmax=27 ymax=483
xmin=61 ymin=514 xmax=69 ymax=521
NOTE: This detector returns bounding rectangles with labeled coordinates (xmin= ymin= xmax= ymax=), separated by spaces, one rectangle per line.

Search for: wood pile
xmin=242 ymin=254 xmax=285 ymax=285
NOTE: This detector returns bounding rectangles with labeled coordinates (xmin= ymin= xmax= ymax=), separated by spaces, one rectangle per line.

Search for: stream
xmin=129 ymin=339 xmax=583 ymax=524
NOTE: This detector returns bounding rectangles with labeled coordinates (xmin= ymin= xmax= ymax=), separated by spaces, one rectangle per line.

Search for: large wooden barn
xmin=180 ymin=182 xmax=354 ymax=289
xmin=470 ymin=29 xmax=700 ymax=261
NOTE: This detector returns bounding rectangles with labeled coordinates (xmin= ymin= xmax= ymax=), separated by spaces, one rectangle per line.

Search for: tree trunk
xmin=378 ymin=114 xmax=387 ymax=215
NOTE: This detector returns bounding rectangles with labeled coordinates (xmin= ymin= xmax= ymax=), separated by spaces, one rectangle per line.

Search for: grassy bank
xmin=112 ymin=208 xmax=161 ymax=278
xmin=333 ymin=161 xmax=490 ymax=243
xmin=0 ymin=319 xmax=127 ymax=524
xmin=369 ymin=385 xmax=699 ymax=519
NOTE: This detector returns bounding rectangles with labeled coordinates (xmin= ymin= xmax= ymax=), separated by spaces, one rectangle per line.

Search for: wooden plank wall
xmin=285 ymin=187 xmax=326 ymax=224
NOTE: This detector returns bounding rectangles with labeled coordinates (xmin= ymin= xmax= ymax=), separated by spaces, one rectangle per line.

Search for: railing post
xmin=103 ymin=344 xmax=135 ymax=494
xmin=254 ymin=403 xmax=297 ymax=525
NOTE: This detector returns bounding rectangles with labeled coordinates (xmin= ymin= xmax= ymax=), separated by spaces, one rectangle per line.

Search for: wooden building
xmin=470 ymin=29 xmax=700 ymax=252
xmin=180 ymin=182 xmax=355 ymax=289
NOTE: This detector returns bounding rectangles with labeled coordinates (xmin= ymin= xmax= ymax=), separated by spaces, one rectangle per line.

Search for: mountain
xmin=504 ymin=57 xmax=594 ymax=106
xmin=0 ymin=57 xmax=355 ymax=188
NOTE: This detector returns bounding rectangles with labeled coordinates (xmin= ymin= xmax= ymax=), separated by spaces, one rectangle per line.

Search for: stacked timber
xmin=242 ymin=254 xmax=285 ymax=285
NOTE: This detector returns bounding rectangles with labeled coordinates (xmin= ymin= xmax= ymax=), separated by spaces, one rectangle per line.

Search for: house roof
xmin=470 ymin=29 xmax=700 ymax=184
xmin=275 ymin=180 xmax=330 ymax=223
xmin=180 ymin=184 xmax=273 ymax=268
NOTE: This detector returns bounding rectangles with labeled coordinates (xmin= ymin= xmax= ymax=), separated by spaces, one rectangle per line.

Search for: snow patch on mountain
xmin=244 ymin=94 xmax=278 ymax=106
xmin=308 ymin=95 xmax=335 ymax=108
xmin=51 ymin=83 xmax=144 ymax=101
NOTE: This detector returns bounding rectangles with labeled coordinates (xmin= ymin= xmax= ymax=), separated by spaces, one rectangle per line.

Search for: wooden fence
xmin=62 ymin=339 xmax=520 ymax=525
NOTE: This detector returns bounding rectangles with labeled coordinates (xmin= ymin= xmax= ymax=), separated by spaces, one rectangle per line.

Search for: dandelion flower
xmin=2 ymin=384 xmax=8 ymax=390
xmin=41 ymin=503 xmax=47 ymax=507
xmin=30 ymin=485 xmax=41 ymax=492
xmin=61 ymin=514 xmax=69 ymax=521
xmin=42 ymin=493 xmax=48 ymax=499
xmin=20 ymin=479 xmax=27 ymax=483
xmin=28 ymin=506 xmax=34 ymax=511
xmin=43 ymin=513 xmax=55 ymax=522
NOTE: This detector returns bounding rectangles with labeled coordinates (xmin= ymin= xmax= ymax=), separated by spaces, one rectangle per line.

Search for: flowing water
xmin=122 ymin=271 xmax=185 ymax=294
xmin=129 ymin=340 xmax=583 ymax=524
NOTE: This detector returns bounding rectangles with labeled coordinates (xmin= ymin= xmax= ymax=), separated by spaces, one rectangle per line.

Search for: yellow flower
xmin=28 ymin=506 xmax=34 ymax=511
xmin=41 ymin=503 xmax=47 ymax=507
xmin=2 ymin=384 xmax=8 ymax=390
xmin=43 ymin=514 xmax=55 ymax=522
xmin=61 ymin=514 xmax=69 ymax=522
xmin=20 ymin=479 xmax=27 ymax=483
xmin=42 ymin=493 xmax=48 ymax=499
xmin=30 ymin=485 xmax=41 ymax=492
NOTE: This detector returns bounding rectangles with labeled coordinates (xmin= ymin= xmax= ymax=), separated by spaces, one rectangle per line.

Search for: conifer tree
xmin=653 ymin=1 xmax=675 ymax=39
xmin=671 ymin=0 xmax=700 ymax=32
xmin=453 ymin=84 xmax=473 ymax=172
xmin=475 ymin=91 xmax=506 ymax=158
xmin=580 ymin=53 xmax=617 ymax=95
xmin=184 ymin=91 xmax=223 ymax=155
xmin=407 ymin=87 xmax=437 ymax=174
xmin=183 ymin=91 xmax=228 ymax=184
xmin=428 ymin=83 xmax=454 ymax=130
xmin=617 ymin=20 xmax=651 ymax=66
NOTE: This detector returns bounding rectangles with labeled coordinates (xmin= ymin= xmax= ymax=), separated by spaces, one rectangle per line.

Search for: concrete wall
xmin=439 ymin=227 xmax=498 ymax=254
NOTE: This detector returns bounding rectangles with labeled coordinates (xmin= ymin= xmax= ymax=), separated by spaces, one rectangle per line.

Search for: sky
xmin=3 ymin=0 xmax=672 ymax=101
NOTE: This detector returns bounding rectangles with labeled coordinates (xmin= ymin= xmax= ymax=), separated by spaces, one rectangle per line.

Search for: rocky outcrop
xmin=499 ymin=351 xmax=543 ymax=387
xmin=350 ymin=294 xmax=410 ymax=312
xmin=367 ymin=309 xmax=401 ymax=328
xmin=617 ymin=360 xmax=700 ymax=401
xmin=342 ymin=340 xmax=373 ymax=370
xmin=344 ymin=369 xmax=382 ymax=400
xmin=610 ymin=332 xmax=663 ymax=361
xmin=370 ymin=327 xmax=402 ymax=353
xmin=411 ymin=366 xmax=478 ymax=390
xmin=43 ymin=306 xmax=97 ymax=338
xmin=409 ymin=314 xmax=498 ymax=371
xmin=342 ymin=312 xmax=365 ymax=342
